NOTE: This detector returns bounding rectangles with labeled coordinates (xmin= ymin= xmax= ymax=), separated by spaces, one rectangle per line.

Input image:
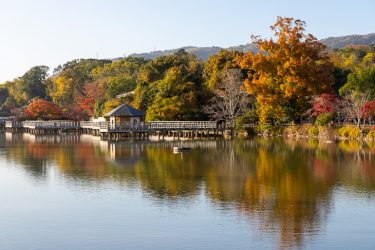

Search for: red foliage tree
xmin=25 ymin=99 xmax=63 ymax=120
xmin=63 ymin=106 xmax=90 ymax=121
xmin=361 ymin=100 xmax=375 ymax=119
xmin=73 ymin=83 xmax=105 ymax=120
xmin=312 ymin=93 xmax=339 ymax=116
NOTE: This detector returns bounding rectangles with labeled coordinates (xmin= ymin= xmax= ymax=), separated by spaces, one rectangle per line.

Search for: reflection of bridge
xmin=5 ymin=120 xmax=227 ymax=141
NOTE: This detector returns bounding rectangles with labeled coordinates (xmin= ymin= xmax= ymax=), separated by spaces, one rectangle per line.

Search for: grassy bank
xmin=250 ymin=124 xmax=375 ymax=141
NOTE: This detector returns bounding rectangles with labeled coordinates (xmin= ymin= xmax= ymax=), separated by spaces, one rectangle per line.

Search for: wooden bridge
xmin=5 ymin=120 xmax=227 ymax=140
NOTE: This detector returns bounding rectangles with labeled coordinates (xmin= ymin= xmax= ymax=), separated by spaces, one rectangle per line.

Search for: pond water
xmin=0 ymin=133 xmax=375 ymax=250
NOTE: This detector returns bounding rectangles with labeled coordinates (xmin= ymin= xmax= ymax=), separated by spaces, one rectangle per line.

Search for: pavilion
xmin=104 ymin=104 xmax=145 ymax=129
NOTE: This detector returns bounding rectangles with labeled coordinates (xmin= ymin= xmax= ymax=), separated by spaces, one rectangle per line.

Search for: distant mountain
xmin=123 ymin=46 xmax=223 ymax=61
xmin=320 ymin=33 xmax=375 ymax=49
xmin=123 ymin=33 xmax=375 ymax=61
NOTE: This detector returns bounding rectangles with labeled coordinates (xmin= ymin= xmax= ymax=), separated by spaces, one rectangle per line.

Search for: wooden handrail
xmin=6 ymin=120 xmax=223 ymax=131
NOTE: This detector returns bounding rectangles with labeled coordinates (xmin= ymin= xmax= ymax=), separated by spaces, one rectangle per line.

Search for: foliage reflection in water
xmin=1 ymin=133 xmax=375 ymax=249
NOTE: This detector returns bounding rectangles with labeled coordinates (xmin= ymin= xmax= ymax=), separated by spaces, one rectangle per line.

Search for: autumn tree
xmin=239 ymin=17 xmax=334 ymax=124
xmin=341 ymin=92 xmax=371 ymax=127
xmin=330 ymin=45 xmax=375 ymax=70
xmin=309 ymin=93 xmax=342 ymax=117
xmin=25 ymin=99 xmax=63 ymax=120
xmin=74 ymin=83 xmax=105 ymax=119
xmin=48 ymin=59 xmax=111 ymax=107
xmin=102 ymin=98 xmax=123 ymax=115
xmin=361 ymin=100 xmax=375 ymax=121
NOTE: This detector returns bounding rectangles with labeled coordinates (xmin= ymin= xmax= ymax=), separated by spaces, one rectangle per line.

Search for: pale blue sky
xmin=0 ymin=0 xmax=374 ymax=82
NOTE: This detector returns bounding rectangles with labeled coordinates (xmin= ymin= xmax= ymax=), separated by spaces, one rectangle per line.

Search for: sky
xmin=0 ymin=0 xmax=374 ymax=82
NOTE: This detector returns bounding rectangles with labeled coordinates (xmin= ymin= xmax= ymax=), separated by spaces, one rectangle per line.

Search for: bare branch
xmin=204 ymin=69 xmax=249 ymax=123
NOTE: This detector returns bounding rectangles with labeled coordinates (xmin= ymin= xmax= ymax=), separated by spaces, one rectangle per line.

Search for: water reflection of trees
xmin=2 ymin=134 xmax=375 ymax=248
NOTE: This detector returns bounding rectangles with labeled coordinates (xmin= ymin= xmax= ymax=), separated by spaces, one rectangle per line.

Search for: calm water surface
xmin=1 ymin=133 xmax=375 ymax=250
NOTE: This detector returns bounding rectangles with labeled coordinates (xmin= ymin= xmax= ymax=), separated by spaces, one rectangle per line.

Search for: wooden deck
xmin=5 ymin=120 xmax=227 ymax=140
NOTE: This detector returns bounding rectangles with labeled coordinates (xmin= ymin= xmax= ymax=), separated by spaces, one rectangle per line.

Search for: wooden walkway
xmin=5 ymin=120 xmax=227 ymax=140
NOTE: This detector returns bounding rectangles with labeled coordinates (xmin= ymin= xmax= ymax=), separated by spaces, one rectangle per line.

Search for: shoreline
xmin=249 ymin=124 xmax=375 ymax=141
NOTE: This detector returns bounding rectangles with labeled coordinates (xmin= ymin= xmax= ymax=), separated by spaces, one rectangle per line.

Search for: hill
xmin=320 ymin=33 xmax=375 ymax=49
xmin=124 ymin=33 xmax=375 ymax=61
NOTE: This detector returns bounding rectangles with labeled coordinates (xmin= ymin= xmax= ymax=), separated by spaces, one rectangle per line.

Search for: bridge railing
xmin=148 ymin=121 xmax=218 ymax=130
xmin=22 ymin=120 xmax=80 ymax=129
xmin=5 ymin=120 xmax=222 ymax=131
xmin=5 ymin=121 xmax=22 ymax=128
xmin=100 ymin=122 xmax=109 ymax=130
xmin=108 ymin=122 xmax=148 ymax=130
xmin=80 ymin=121 xmax=102 ymax=129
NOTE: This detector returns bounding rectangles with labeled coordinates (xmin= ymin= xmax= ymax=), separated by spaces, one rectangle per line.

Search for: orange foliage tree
xmin=239 ymin=17 xmax=334 ymax=124
xmin=74 ymin=83 xmax=106 ymax=119
xmin=25 ymin=99 xmax=63 ymax=120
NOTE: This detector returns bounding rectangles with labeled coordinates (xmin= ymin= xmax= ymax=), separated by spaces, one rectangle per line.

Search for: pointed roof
xmin=104 ymin=104 xmax=145 ymax=117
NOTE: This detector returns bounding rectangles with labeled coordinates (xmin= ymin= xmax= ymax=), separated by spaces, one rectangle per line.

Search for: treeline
xmin=0 ymin=17 xmax=374 ymax=127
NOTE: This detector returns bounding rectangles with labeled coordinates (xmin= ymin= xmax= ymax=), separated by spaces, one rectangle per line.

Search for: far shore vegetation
xmin=1 ymin=17 xmax=375 ymax=140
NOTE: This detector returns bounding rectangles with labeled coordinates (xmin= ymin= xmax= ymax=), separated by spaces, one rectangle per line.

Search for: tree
xmin=311 ymin=93 xmax=339 ymax=117
xmin=90 ymin=57 xmax=147 ymax=99
xmin=361 ymin=100 xmax=375 ymax=120
xmin=204 ymin=69 xmax=249 ymax=124
xmin=25 ymin=99 xmax=63 ymax=120
xmin=134 ymin=50 xmax=207 ymax=120
xmin=145 ymin=96 xmax=183 ymax=121
xmin=102 ymin=98 xmax=123 ymax=115
xmin=239 ymin=17 xmax=334 ymax=124
xmin=330 ymin=45 xmax=375 ymax=70
xmin=48 ymin=59 xmax=111 ymax=107
xmin=339 ymin=67 xmax=375 ymax=98
xmin=75 ymin=83 xmax=106 ymax=118
xmin=203 ymin=49 xmax=243 ymax=89
xmin=341 ymin=92 xmax=371 ymax=127
xmin=6 ymin=66 xmax=49 ymax=106
xmin=0 ymin=87 xmax=10 ymax=107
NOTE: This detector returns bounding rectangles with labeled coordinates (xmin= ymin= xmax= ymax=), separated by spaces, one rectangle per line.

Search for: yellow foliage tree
xmin=102 ymin=98 xmax=122 ymax=115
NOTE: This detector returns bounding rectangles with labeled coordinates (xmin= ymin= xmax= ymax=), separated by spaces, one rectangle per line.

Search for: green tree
xmin=90 ymin=57 xmax=147 ymax=99
xmin=0 ymin=87 xmax=10 ymax=107
xmin=339 ymin=67 xmax=375 ymax=98
xmin=5 ymin=66 xmax=49 ymax=106
xmin=134 ymin=50 xmax=207 ymax=120
xmin=203 ymin=49 xmax=243 ymax=89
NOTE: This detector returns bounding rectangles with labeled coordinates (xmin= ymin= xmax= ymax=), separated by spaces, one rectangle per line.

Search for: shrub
xmin=256 ymin=125 xmax=283 ymax=136
xmin=349 ymin=127 xmax=361 ymax=138
xmin=366 ymin=130 xmax=375 ymax=140
xmin=283 ymin=126 xmax=299 ymax=137
xmin=318 ymin=126 xmax=334 ymax=139
xmin=256 ymin=124 xmax=272 ymax=134
xmin=298 ymin=124 xmax=313 ymax=137
xmin=338 ymin=126 xmax=361 ymax=139
xmin=315 ymin=113 xmax=333 ymax=126
xmin=366 ymin=126 xmax=375 ymax=140
xmin=309 ymin=126 xmax=319 ymax=137
xmin=338 ymin=126 xmax=350 ymax=138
